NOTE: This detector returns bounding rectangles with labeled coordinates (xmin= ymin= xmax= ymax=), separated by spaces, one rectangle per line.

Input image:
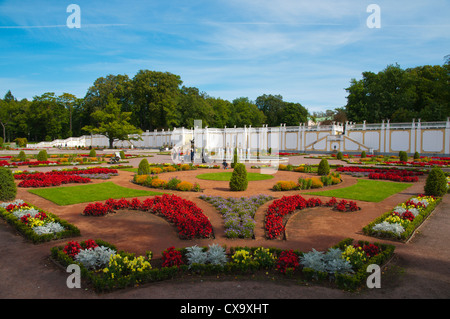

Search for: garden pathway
xmin=0 ymin=154 xmax=449 ymax=299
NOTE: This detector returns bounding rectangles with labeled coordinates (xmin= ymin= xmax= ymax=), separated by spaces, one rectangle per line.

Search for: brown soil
xmin=1 ymin=154 xmax=449 ymax=299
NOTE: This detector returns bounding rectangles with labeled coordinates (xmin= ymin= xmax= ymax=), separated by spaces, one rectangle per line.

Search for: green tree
xmin=138 ymin=158 xmax=150 ymax=175
xmin=207 ymin=97 xmax=232 ymax=128
xmin=82 ymin=74 xmax=132 ymax=127
xmin=37 ymin=150 xmax=48 ymax=161
xmin=345 ymin=63 xmax=449 ymax=123
xmin=83 ymin=94 xmax=143 ymax=149
xmin=424 ymin=167 xmax=448 ymax=196
xmin=280 ymin=102 xmax=308 ymax=126
xmin=317 ymin=159 xmax=330 ymax=176
xmin=229 ymin=163 xmax=248 ymax=191
xmin=131 ymin=70 xmax=182 ymax=130
xmin=177 ymin=86 xmax=214 ymax=128
xmin=256 ymin=94 xmax=284 ymax=126
xmin=58 ymin=93 xmax=80 ymax=137
xmin=0 ymin=91 xmax=31 ymax=142
xmin=0 ymin=167 xmax=17 ymax=201
xmin=27 ymin=93 xmax=69 ymax=141
xmin=229 ymin=97 xmax=266 ymax=127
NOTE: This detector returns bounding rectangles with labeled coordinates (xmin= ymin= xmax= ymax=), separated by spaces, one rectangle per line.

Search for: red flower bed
xmin=368 ymin=172 xmax=418 ymax=182
xmin=16 ymin=173 xmax=91 ymax=187
xmin=82 ymin=195 xmax=213 ymax=239
xmin=336 ymin=166 xmax=422 ymax=182
xmin=265 ymin=195 xmax=361 ymax=239
xmin=276 ymin=250 xmax=300 ymax=273
xmin=265 ymin=195 xmax=308 ymax=239
xmin=335 ymin=199 xmax=360 ymax=212
xmin=161 ymin=246 xmax=184 ymax=268
xmin=12 ymin=161 xmax=58 ymax=166
xmin=0 ymin=160 xmax=12 ymax=167
xmin=14 ymin=168 xmax=118 ymax=188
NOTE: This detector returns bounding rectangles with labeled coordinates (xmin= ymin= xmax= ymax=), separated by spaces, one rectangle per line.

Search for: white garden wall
xmin=29 ymin=118 xmax=450 ymax=156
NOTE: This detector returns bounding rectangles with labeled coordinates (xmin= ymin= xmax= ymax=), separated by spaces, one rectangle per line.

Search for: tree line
xmin=1 ymin=61 xmax=448 ymax=144
xmin=344 ymin=62 xmax=450 ymax=123
xmin=0 ymin=70 xmax=308 ymax=143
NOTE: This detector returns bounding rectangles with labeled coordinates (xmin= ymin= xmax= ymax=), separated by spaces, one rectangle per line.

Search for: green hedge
xmin=0 ymin=204 xmax=80 ymax=243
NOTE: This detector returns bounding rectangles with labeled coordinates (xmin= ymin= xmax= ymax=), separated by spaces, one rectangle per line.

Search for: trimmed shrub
xmin=229 ymin=163 xmax=248 ymax=191
xmin=361 ymin=151 xmax=366 ymax=158
xmin=37 ymin=150 xmax=48 ymax=161
xmin=0 ymin=167 xmax=17 ymax=201
xmin=89 ymin=149 xmax=96 ymax=157
xmin=424 ymin=167 xmax=447 ymax=196
xmin=138 ymin=159 xmax=150 ymax=175
xmin=317 ymin=159 xmax=330 ymax=176
xmin=413 ymin=152 xmax=420 ymax=160
xmin=336 ymin=152 xmax=343 ymax=160
xmin=399 ymin=151 xmax=408 ymax=162
xmin=18 ymin=151 xmax=27 ymax=162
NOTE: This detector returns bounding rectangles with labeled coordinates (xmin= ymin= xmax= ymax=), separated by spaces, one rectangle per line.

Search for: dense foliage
xmin=229 ymin=163 xmax=248 ymax=191
xmin=345 ymin=63 xmax=450 ymax=123
xmin=424 ymin=167 xmax=448 ymax=196
xmin=0 ymin=167 xmax=16 ymax=201
xmin=0 ymin=71 xmax=307 ymax=143
xmin=1 ymin=62 xmax=448 ymax=144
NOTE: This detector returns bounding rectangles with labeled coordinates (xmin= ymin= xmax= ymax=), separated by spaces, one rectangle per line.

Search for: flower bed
xmin=337 ymin=166 xmax=423 ymax=182
xmin=368 ymin=172 xmax=418 ymax=182
xmin=380 ymin=160 xmax=450 ymax=168
xmin=363 ymin=195 xmax=441 ymax=241
xmin=272 ymin=173 xmax=342 ymax=191
xmin=82 ymin=194 xmax=213 ymax=239
xmin=199 ymin=194 xmax=273 ymax=238
xmin=0 ymin=200 xmax=80 ymax=243
xmin=14 ymin=168 xmax=119 ymax=188
xmin=133 ymin=175 xmax=201 ymax=192
xmin=50 ymin=238 xmax=393 ymax=292
xmin=265 ymin=195 xmax=361 ymax=239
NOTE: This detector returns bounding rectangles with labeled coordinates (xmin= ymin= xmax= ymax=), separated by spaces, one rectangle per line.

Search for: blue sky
xmin=0 ymin=0 xmax=449 ymax=114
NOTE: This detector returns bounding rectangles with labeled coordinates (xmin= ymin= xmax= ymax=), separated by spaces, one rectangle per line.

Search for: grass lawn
xmin=196 ymin=172 xmax=274 ymax=181
xmin=304 ymin=179 xmax=413 ymax=202
xmin=120 ymin=167 xmax=138 ymax=173
xmin=28 ymin=182 xmax=164 ymax=206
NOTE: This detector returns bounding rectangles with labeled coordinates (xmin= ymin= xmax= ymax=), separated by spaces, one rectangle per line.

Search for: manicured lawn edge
xmin=0 ymin=203 xmax=80 ymax=243
xmin=27 ymin=182 xmax=164 ymax=205
xmin=304 ymin=179 xmax=413 ymax=202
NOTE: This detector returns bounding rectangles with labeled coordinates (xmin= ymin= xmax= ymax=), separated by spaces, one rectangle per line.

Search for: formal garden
xmin=0 ymin=148 xmax=449 ymax=293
